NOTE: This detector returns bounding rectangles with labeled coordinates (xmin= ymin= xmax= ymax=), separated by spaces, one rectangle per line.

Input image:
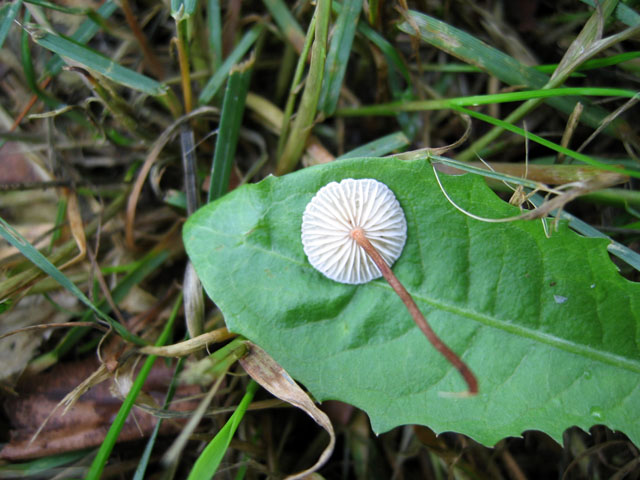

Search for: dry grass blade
xmin=390 ymin=114 xmax=472 ymax=160
xmin=183 ymin=262 xmax=204 ymax=340
xmin=0 ymin=322 xmax=107 ymax=341
xmin=139 ymin=327 xmax=234 ymax=357
xmin=240 ymin=342 xmax=336 ymax=480
xmin=467 ymin=162 xmax=628 ymax=186
xmin=557 ymin=102 xmax=584 ymax=163
xmin=0 ymin=193 xmax=126 ymax=300
xmin=433 ymin=159 xmax=627 ymax=229
xmin=0 ymin=216 xmax=145 ymax=345
xmin=58 ymin=190 xmax=86 ymax=270
xmin=125 ymin=106 xmax=218 ymax=250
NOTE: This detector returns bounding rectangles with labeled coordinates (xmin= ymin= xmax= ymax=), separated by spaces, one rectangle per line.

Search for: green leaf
xmin=183 ymin=157 xmax=640 ymax=446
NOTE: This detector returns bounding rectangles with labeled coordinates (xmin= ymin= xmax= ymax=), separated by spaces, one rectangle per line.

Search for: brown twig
xmin=8 ymin=77 xmax=52 ymax=133
xmin=350 ymin=228 xmax=478 ymax=396
xmin=120 ymin=0 xmax=164 ymax=79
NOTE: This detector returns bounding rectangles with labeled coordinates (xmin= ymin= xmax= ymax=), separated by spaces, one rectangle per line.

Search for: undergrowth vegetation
xmin=1 ymin=0 xmax=639 ymax=478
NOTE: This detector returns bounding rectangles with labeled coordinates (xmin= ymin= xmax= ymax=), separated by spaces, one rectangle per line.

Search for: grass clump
xmin=0 ymin=1 xmax=639 ymax=478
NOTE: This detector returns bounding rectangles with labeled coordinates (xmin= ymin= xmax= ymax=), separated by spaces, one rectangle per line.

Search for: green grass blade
xmin=337 ymin=87 xmax=639 ymax=116
xmin=132 ymin=356 xmax=186 ymax=480
xmin=276 ymin=14 xmax=316 ymax=159
xmin=262 ymin=0 xmax=305 ymax=52
xmin=396 ymin=10 xmax=624 ymax=135
xmin=208 ymin=56 xmax=254 ymax=202
xmin=207 ymin=0 xmax=223 ymax=69
xmin=454 ymin=106 xmax=640 ymax=179
xmin=0 ymin=193 xmax=126 ymax=298
xmin=397 ymin=11 xmax=548 ymax=88
xmin=21 ymin=10 xmax=39 ymax=94
xmin=49 ymin=198 xmax=68 ymax=251
xmin=0 ymin=215 xmax=147 ymax=346
xmin=171 ymin=0 xmax=198 ymax=17
xmin=428 ymin=154 xmax=543 ymax=189
xmin=457 ymin=87 xmax=640 ymax=105
xmin=0 ymin=449 xmax=91 ymax=476
xmin=348 ymin=6 xmax=410 ymax=83
xmin=368 ymin=0 xmax=379 ymax=24
xmin=580 ymin=188 xmax=640 ymax=208
xmin=28 ymin=250 xmax=169 ymax=373
xmin=561 ymin=51 xmax=640 ymax=71
xmin=161 ymin=338 xmax=248 ymax=468
xmin=22 ymin=0 xmax=99 ymax=16
xmin=318 ymin=0 xmax=362 ymax=116
xmin=0 ymin=0 xmax=22 ymax=50
xmin=85 ymin=293 xmax=181 ymax=480
xmin=21 ymin=10 xmax=57 ymax=107
xmin=187 ymin=380 xmax=259 ymax=480
xmin=31 ymin=31 xmax=167 ymax=95
xmin=337 ymin=131 xmax=410 ymax=159
xmin=277 ymin=0 xmax=331 ymax=174
xmin=343 ymin=3 xmax=419 ymax=137
xmin=274 ymin=43 xmax=297 ymax=102
xmin=44 ymin=0 xmax=118 ymax=76
xmin=198 ymin=23 xmax=264 ymax=105
xmin=581 ymin=0 xmax=640 ymax=26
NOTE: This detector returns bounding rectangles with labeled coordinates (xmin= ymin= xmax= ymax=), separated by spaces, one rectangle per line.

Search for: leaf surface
xmin=183 ymin=158 xmax=640 ymax=445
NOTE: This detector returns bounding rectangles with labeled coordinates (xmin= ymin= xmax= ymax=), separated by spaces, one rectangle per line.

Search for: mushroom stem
xmin=350 ymin=228 xmax=478 ymax=396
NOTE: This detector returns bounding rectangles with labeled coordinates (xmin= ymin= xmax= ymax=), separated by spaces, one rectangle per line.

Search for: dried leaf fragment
xmin=239 ymin=342 xmax=335 ymax=480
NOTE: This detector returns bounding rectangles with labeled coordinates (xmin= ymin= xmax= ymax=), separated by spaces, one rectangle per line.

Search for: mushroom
xmin=301 ymin=178 xmax=478 ymax=396
xmin=301 ymin=178 xmax=407 ymax=284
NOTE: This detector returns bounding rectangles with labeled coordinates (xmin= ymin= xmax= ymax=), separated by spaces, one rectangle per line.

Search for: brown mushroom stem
xmin=350 ymin=228 xmax=478 ymax=396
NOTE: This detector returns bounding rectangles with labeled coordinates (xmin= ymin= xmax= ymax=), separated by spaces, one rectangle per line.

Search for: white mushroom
xmin=300 ymin=177 xmax=479 ymax=395
xmin=301 ymin=178 xmax=407 ymax=284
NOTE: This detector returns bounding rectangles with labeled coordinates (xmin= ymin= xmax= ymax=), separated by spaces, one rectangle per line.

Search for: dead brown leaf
xmin=0 ymin=357 xmax=199 ymax=461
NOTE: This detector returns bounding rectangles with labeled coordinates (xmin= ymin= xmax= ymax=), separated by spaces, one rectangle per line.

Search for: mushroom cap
xmin=301 ymin=178 xmax=407 ymax=284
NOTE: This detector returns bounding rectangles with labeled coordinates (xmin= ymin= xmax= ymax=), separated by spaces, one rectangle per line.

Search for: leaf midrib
xmin=203 ymin=225 xmax=640 ymax=374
